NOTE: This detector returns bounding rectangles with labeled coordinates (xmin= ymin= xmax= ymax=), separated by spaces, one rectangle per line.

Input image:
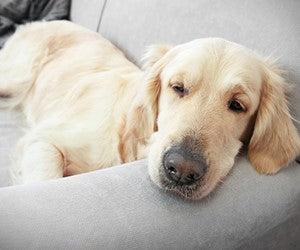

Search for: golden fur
xmin=0 ymin=21 xmax=299 ymax=200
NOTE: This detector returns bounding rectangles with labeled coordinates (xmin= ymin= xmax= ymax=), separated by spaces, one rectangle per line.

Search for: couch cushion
xmin=98 ymin=0 xmax=300 ymax=130
xmin=70 ymin=0 xmax=106 ymax=31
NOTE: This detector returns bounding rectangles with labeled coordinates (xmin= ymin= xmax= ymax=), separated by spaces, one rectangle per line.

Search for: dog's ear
xmin=143 ymin=44 xmax=173 ymax=69
xmin=248 ymin=60 xmax=300 ymax=174
xmin=117 ymin=45 xmax=172 ymax=162
xmin=143 ymin=44 xmax=172 ymax=131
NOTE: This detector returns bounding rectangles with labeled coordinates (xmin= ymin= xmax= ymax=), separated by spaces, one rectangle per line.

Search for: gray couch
xmin=0 ymin=0 xmax=299 ymax=249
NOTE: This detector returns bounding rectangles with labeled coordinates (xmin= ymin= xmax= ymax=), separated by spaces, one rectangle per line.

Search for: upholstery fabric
xmin=70 ymin=0 xmax=106 ymax=31
xmin=0 ymin=159 xmax=299 ymax=250
xmin=0 ymin=0 xmax=71 ymax=48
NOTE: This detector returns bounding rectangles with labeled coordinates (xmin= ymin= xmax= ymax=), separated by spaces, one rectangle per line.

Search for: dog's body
xmin=1 ymin=21 xmax=147 ymax=180
xmin=1 ymin=21 xmax=299 ymax=200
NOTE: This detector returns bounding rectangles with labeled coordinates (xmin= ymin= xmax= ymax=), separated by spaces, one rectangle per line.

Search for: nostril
xmin=164 ymin=162 xmax=178 ymax=178
xmin=163 ymin=157 xmax=180 ymax=182
xmin=185 ymin=172 xmax=202 ymax=183
xmin=167 ymin=166 xmax=177 ymax=174
xmin=187 ymin=173 xmax=200 ymax=181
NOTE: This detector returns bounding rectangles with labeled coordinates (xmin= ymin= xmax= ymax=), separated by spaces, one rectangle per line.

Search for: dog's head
xmin=143 ymin=38 xmax=300 ymax=200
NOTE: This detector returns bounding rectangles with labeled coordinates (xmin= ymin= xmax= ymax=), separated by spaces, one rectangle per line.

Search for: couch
xmin=0 ymin=0 xmax=299 ymax=249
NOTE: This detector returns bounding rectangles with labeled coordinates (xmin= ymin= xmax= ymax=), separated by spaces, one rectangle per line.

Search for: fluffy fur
xmin=0 ymin=21 xmax=299 ymax=200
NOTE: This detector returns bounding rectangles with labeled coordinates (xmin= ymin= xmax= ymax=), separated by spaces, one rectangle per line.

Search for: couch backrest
xmin=70 ymin=0 xmax=105 ymax=31
xmin=70 ymin=0 xmax=300 ymax=131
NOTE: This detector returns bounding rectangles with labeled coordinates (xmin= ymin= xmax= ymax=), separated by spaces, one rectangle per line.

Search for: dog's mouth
xmin=158 ymin=167 xmax=208 ymax=200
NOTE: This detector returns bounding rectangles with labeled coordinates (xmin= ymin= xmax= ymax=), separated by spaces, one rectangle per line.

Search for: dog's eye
xmin=172 ymin=84 xmax=187 ymax=97
xmin=228 ymin=99 xmax=245 ymax=113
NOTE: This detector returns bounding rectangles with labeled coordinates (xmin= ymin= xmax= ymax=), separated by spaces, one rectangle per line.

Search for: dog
xmin=0 ymin=21 xmax=299 ymax=200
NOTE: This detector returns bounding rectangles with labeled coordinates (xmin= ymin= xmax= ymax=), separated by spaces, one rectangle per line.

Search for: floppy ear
xmin=118 ymin=45 xmax=172 ymax=162
xmin=248 ymin=61 xmax=300 ymax=174
xmin=143 ymin=44 xmax=172 ymax=131
xmin=143 ymin=44 xmax=173 ymax=69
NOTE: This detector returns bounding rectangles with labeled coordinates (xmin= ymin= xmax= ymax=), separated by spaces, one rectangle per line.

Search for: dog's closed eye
xmin=228 ymin=99 xmax=246 ymax=113
xmin=171 ymin=82 xmax=188 ymax=97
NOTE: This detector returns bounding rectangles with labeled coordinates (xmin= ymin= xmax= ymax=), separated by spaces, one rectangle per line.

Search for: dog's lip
xmin=165 ymin=186 xmax=195 ymax=199
xmin=158 ymin=167 xmax=204 ymax=200
xmin=162 ymin=181 xmax=211 ymax=200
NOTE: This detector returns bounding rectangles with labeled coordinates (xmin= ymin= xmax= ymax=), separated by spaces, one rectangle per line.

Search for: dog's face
xmin=144 ymin=38 xmax=300 ymax=200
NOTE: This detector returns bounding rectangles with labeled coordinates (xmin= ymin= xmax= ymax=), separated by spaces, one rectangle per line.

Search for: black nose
xmin=163 ymin=147 xmax=206 ymax=185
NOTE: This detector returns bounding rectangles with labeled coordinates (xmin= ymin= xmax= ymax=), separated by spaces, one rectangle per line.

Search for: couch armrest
xmin=0 ymin=158 xmax=299 ymax=250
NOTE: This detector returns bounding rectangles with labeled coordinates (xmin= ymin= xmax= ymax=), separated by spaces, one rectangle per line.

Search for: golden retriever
xmin=0 ymin=21 xmax=299 ymax=200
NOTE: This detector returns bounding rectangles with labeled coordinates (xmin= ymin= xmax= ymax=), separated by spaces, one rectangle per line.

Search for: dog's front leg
xmin=17 ymin=141 xmax=65 ymax=184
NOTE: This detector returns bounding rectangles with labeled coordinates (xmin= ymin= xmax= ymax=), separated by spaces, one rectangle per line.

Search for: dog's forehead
xmin=163 ymin=38 xmax=263 ymax=89
xmin=172 ymin=38 xmax=258 ymax=69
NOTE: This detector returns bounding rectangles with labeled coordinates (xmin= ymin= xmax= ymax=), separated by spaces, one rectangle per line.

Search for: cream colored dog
xmin=0 ymin=21 xmax=299 ymax=200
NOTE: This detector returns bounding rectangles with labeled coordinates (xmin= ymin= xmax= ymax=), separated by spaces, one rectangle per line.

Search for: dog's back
xmin=0 ymin=21 xmax=132 ymax=110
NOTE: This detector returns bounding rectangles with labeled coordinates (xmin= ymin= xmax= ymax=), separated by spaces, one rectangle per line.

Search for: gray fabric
xmin=99 ymin=0 xmax=300 ymax=131
xmin=70 ymin=0 xmax=106 ymax=31
xmin=0 ymin=159 xmax=299 ymax=250
xmin=0 ymin=0 xmax=71 ymax=48
xmin=0 ymin=0 xmax=300 ymax=249
xmin=237 ymin=215 xmax=300 ymax=250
